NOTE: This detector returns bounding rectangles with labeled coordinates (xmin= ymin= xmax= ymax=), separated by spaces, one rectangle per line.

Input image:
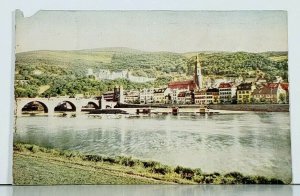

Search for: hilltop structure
xmin=87 ymin=69 xmax=156 ymax=83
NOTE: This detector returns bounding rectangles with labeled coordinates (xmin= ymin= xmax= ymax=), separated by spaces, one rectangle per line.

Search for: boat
xmin=198 ymin=105 xmax=219 ymax=115
xmin=199 ymin=105 xmax=210 ymax=114
xmin=88 ymin=109 xmax=129 ymax=119
xmin=89 ymin=109 xmax=129 ymax=115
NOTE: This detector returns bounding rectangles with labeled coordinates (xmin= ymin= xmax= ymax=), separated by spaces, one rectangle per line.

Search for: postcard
xmin=13 ymin=10 xmax=291 ymax=185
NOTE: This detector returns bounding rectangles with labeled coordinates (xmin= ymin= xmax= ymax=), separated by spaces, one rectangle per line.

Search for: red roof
xmin=280 ymin=83 xmax=289 ymax=91
xmin=169 ymin=80 xmax=195 ymax=85
xmin=219 ymin=82 xmax=232 ymax=88
xmin=265 ymin=83 xmax=280 ymax=89
xmin=252 ymin=87 xmax=278 ymax=95
xmin=265 ymin=83 xmax=289 ymax=92
xmin=168 ymin=80 xmax=197 ymax=90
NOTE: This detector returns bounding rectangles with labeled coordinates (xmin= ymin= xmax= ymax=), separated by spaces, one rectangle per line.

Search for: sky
xmin=15 ymin=10 xmax=288 ymax=53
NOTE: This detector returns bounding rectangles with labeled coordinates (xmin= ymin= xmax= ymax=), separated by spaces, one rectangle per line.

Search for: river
xmin=14 ymin=111 xmax=292 ymax=181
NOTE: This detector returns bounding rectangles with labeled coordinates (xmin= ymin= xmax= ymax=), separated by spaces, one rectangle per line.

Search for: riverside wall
xmin=209 ymin=104 xmax=289 ymax=112
xmin=117 ymin=103 xmax=289 ymax=112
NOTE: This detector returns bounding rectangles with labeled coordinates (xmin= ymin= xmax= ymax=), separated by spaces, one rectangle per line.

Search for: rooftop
xmin=168 ymin=80 xmax=197 ymax=90
xmin=219 ymin=82 xmax=232 ymax=89
xmin=237 ymin=83 xmax=252 ymax=90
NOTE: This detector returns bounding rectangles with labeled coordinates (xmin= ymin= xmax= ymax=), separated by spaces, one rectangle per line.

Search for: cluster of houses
xmin=100 ymin=54 xmax=289 ymax=105
xmin=116 ymin=80 xmax=289 ymax=105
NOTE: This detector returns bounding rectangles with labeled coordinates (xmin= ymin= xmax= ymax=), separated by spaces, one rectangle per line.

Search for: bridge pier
xmin=47 ymin=104 xmax=55 ymax=116
xmin=16 ymin=107 xmax=22 ymax=117
xmin=76 ymin=106 xmax=82 ymax=114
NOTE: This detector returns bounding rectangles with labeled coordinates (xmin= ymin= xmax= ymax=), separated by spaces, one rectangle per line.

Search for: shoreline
xmin=116 ymin=103 xmax=289 ymax=112
xmin=18 ymin=104 xmax=289 ymax=117
xmin=13 ymin=143 xmax=287 ymax=185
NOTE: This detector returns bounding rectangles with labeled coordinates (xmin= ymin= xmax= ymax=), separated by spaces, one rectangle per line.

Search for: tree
xmin=279 ymin=93 xmax=286 ymax=104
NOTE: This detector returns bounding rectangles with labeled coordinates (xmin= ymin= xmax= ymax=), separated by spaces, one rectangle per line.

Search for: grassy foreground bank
xmin=13 ymin=143 xmax=286 ymax=185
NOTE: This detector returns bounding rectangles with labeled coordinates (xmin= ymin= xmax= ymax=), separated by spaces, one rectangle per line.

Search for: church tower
xmin=194 ymin=54 xmax=202 ymax=89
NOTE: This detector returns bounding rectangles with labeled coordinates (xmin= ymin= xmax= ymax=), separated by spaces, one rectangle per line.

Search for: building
xmin=194 ymin=88 xmax=219 ymax=105
xmin=194 ymin=54 xmax=203 ymax=89
xmin=194 ymin=90 xmax=206 ymax=105
xmin=153 ymin=88 xmax=165 ymax=104
xmin=102 ymin=86 xmax=124 ymax=102
xmin=184 ymin=91 xmax=192 ymax=104
xmin=98 ymin=69 xmax=128 ymax=80
xmin=140 ymin=88 xmax=154 ymax=104
xmin=236 ymin=83 xmax=255 ymax=104
xmin=252 ymin=83 xmax=287 ymax=103
xmin=168 ymin=53 xmax=203 ymax=91
xmin=168 ymin=80 xmax=197 ymax=91
xmin=98 ymin=69 xmax=112 ymax=80
xmin=127 ymin=74 xmax=156 ymax=83
xmin=218 ymin=82 xmax=232 ymax=103
xmin=96 ymin=69 xmax=155 ymax=83
xmin=206 ymin=88 xmax=220 ymax=104
xmin=153 ymin=88 xmax=172 ymax=104
xmin=124 ymin=90 xmax=140 ymax=104
xmin=177 ymin=91 xmax=192 ymax=104
xmin=103 ymin=91 xmax=115 ymax=102
xmin=170 ymin=89 xmax=179 ymax=104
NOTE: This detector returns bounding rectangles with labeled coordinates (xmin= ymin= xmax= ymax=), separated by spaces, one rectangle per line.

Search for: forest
xmin=14 ymin=48 xmax=288 ymax=98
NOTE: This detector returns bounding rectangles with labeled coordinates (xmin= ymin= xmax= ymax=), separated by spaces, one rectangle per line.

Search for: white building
xmin=153 ymin=88 xmax=172 ymax=104
xmin=218 ymin=82 xmax=233 ymax=103
xmin=96 ymin=69 xmax=155 ymax=83
xmin=140 ymin=88 xmax=154 ymax=104
xmin=127 ymin=74 xmax=156 ymax=83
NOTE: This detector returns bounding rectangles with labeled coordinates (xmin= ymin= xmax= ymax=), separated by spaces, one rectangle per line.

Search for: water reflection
xmin=14 ymin=112 xmax=292 ymax=181
xmin=205 ymin=134 xmax=235 ymax=149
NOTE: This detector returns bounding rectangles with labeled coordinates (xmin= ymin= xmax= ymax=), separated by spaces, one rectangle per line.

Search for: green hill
xmin=14 ymin=49 xmax=288 ymax=98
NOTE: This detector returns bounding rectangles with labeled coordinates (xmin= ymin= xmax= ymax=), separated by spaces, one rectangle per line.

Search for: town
xmin=101 ymin=54 xmax=289 ymax=106
xmin=16 ymin=53 xmax=289 ymax=116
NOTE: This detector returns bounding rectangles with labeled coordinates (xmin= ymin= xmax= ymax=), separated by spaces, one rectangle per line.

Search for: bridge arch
xmin=81 ymin=100 xmax=99 ymax=111
xmin=88 ymin=101 xmax=99 ymax=108
xmin=21 ymin=101 xmax=49 ymax=114
xmin=16 ymin=98 xmax=101 ymax=116
xmin=54 ymin=100 xmax=77 ymax=112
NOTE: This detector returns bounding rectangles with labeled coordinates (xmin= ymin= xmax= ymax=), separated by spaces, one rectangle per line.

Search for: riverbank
xmin=116 ymin=103 xmax=289 ymax=112
xmin=13 ymin=143 xmax=286 ymax=185
xmin=209 ymin=104 xmax=289 ymax=112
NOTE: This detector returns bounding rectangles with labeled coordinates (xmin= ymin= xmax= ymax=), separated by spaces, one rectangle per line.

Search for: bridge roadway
xmin=15 ymin=97 xmax=100 ymax=116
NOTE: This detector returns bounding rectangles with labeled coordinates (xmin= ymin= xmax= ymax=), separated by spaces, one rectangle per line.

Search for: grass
xmin=13 ymin=143 xmax=286 ymax=185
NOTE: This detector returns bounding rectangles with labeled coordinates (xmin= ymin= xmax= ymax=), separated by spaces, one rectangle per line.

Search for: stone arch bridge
xmin=15 ymin=97 xmax=100 ymax=116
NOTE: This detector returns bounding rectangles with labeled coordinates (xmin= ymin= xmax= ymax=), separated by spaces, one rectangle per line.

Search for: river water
xmin=14 ymin=112 xmax=292 ymax=181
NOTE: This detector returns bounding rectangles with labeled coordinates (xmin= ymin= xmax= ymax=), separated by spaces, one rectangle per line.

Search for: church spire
xmin=195 ymin=53 xmax=202 ymax=89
